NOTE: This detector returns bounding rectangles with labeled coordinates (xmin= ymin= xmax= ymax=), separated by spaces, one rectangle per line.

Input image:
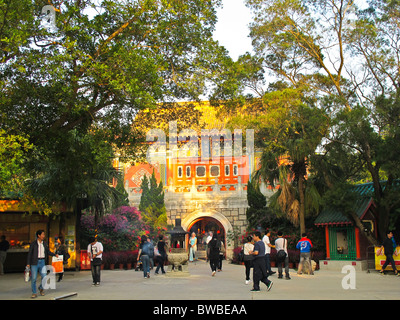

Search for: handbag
xmin=24 ymin=266 xmax=31 ymax=282
xmin=238 ymin=248 xmax=244 ymax=262
xmin=276 ymin=239 xmax=287 ymax=262
xmin=243 ymin=254 xmax=254 ymax=261
xmin=92 ymin=257 xmax=102 ymax=266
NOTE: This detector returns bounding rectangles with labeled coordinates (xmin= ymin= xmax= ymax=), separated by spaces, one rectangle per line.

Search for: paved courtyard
xmin=0 ymin=259 xmax=399 ymax=301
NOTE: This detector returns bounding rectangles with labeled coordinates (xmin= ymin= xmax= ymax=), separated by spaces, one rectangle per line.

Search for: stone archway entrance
xmin=181 ymin=209 xmax=234 ymax=260
xmin=187 ymin=217 xmax=225 ymax=251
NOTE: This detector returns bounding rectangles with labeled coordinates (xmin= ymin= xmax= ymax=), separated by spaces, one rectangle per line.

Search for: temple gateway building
xmin=120 ymin=102 xmax=274 ymax=260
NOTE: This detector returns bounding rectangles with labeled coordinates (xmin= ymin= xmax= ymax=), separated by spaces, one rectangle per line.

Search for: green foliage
xmin=25 ymin=129 xmax=124 ymax=216
xmin=139 ymin=171 xmax=167 ymax=236
xmin=0 ymin=0 xmax=230 ymax=224
xmin=0 ymin=130 xmax=32 ymax=197
xmin=1 ymin=0 xmax=227 ymax=150
xmin=246 ymin=180 xmax=269 ymax=229
xmin=239 ymin=0 xmax=400 ymax=242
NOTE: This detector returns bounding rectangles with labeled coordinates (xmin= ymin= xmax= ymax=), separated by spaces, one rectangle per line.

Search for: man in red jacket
xmin=296 ymin=233 xmax=314 ymax=275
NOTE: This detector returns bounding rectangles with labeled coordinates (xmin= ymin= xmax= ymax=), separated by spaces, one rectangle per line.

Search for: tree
xmin=246 ymin=179 xmax=268 ymax=229
xmin=228 ymin=84 xmax=328 ymax=235
xmin=0 ymin=0 xmax=230 ymax=241
xmin=245 ymin=0 xmax=400 ymax=242
xmin=0 ymin=130 xmax=32 ymax=198
xmin=1 ymin=0 xmax=227 ymax=151
xmin=25 ymin=129 xmax=125 ymax=243
xmin=257 ymin=91 xmax=327 ymax=235
xmin=139 ymin=170 xmax=167 ymax=236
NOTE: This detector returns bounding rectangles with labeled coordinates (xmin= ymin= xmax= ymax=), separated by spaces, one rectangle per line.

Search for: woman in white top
xmin=243 ymin=236 xmax=254 ymax=284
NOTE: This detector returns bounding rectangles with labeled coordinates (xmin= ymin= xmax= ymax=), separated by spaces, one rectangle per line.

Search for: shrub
xmin=232 ymin=246 xmax=243 ymax=264
xmin=80 ymin=206 xmax=151 ymax=252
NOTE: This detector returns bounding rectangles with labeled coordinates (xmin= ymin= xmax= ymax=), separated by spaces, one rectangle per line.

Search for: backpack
xmin=141 ymin=242 xmax=151 ymax=256
xmin=276 ymin=239 xmax=287 ymax=262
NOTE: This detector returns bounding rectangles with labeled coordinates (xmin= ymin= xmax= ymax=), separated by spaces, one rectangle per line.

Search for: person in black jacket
xmin=55 ymin=236 xmax=69 ymax=282
xmin=0 ymin=235 xmax=10 ymax=275
xmin=379 ymin=231 xmax=399 ymax=275
xmin=207 ymin=233 xmax=220 ymax=276
xmin=26 ymin=230 xmax=58 ymax=298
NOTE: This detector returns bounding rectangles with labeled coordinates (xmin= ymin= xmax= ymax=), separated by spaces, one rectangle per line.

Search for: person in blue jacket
xmin=296 ymin=233 xmax=314 ymax=275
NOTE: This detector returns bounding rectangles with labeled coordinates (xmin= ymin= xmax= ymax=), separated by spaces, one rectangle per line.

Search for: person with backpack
xmin=137 ymin=235 xmax=152 ymax=278
xmin=147 ymin=237 xmax=155 ymax=270
xmin=275 ymin=231 xmax=290 ymax=280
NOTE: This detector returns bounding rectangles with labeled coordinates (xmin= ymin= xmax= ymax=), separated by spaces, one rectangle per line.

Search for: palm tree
xmin=253 ymin=99 xmax=328 ymax=235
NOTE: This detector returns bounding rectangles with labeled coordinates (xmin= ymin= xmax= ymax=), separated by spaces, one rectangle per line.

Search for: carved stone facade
xmin=124 ymin=160 xmax=274 ymax=260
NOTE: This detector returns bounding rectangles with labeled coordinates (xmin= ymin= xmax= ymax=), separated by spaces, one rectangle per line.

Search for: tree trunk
xmin=348 ymin=210 xmax=378 ymax=246
xmin=298 ymin=175 xmax=306 ymax=235
xmin=74 ymin=204 xmax=82 ymax=271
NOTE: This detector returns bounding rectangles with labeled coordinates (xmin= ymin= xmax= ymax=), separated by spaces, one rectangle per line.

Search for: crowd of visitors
xmin=5 ymin=228 xmax=398 ymax=298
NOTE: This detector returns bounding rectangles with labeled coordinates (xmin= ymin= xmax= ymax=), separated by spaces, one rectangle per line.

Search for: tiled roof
xmin=314 ymin=181 xmax=384 ymax=226
xmin=314 ymin=196 xmax=374 ymax=226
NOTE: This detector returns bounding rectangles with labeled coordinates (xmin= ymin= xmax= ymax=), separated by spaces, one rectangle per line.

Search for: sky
xmin=212 ymin=0 xmax=369 ymax=62
xmin=213 ymin=0 xmax=254 ymax=61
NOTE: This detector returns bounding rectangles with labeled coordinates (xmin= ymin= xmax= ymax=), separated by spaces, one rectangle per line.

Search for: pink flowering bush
xmin=80 ymin=206 xmax=150 ymax=252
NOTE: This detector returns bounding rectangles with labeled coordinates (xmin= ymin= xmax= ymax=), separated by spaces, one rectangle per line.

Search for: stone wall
xmin=127 ymin=183 xmax=275 ymax=260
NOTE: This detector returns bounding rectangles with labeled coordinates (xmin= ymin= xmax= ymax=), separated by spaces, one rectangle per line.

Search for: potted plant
xmin=103 ymin=251 xmax=118 ymax=270
xmin=116 ymin=252 xmax=123 ymax=269
xmin=126 ymin=250 xmax=138 ymax=270
xmin=119 ymin=251 xmax=131 ymax=269
xmin=232 ymin=246 xmax=243 ymax=265
xmin=288 ymin=249 xmax=299 ymax=269
xmin=270 ymin=249 xmax=276 ymax=267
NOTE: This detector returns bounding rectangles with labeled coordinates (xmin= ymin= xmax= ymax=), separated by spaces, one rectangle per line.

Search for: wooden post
xmin=355 ymin=227 xmax=361 ymax=260
xmin=325 ymin=225 xmax=330 ymax=260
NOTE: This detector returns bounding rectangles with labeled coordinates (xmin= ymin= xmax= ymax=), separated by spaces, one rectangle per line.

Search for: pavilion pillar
xmin=325 ymin=225 xmax=330 ymax=260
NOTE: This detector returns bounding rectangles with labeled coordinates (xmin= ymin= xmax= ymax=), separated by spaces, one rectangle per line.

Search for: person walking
xmin=249 ymin=231 xmax=273 ymax=292
xmin=296 ymin=233 xmax=314 ymax=275
xmin=0 ymin=235 xmax=10 ymax=275
xmin=262 ymin=230 xmax=275 ymax=276
xmin=155 ymin=235 xmax=167 ymax=275
xmin=138 ymin=235 xmax=151 ymax=278
xmin=55 ymin=236 xmax=70 ymax=282
xmin=275 ymin=231 xmax=290 ymax=280
xmin=243 ymin=236 xmax=254 ymax=285
xmin=147 ymin=237 xmax=155 ymax=270
xmin=379 ymin=231 xmax=399 ymax=275
xmin=206 ymin=231 xmax=213 ymax=261
xmin=88 ymin=236 xmax=103 ymax=286
xmin=207 ymin=233 xmax=220 ymax=276
xmin=217 ymin=235 xmax=225 ymax=272
xmin=189 ymin=232 xmax=197 ymax=262
xmin=26 ymin=230 xmax=58 ymax=298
